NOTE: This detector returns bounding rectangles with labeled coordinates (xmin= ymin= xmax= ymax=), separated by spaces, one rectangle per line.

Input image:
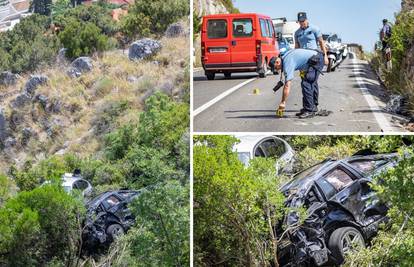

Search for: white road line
xmin=193 ymin=77 xmax=257 ymax=117
xmin=350 ymin=53 xmax=399 ymax=132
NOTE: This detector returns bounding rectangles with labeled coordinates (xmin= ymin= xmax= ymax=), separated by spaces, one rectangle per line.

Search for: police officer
xmin=273 ymin=48 xmax=325 ymax=119
xmin=380 ymin=19 xmax=392 ymax=50
xmin=293 ymin=12 xmax=328 ymax=117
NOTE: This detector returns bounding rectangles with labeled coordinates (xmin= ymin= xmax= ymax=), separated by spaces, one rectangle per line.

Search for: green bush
xmin=0 ymin=185 xmax=85 ymax=266
xmin=120 ymin=0 xmax=189 ymax=37
xmin=194 ymin=135 xmax=286 ymax=266
xmin=58 ymin=20 xmax=110 ymax=59
xmin=0 ymin=14 xmax=60 ymax=73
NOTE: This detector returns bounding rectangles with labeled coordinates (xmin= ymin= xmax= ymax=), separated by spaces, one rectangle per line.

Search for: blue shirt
xmin=294 ymin=24 xmax=322 ymax=50
xmin=282 ymin=49 xmax=318 ymax=81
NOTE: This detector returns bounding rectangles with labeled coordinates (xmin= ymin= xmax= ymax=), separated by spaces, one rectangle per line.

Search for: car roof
xmin=204 ymin=13 xmax=271 ymax=19
xmin=233 ymin=135 xmax=282 ymax=153
xmin=61 ymin=175 xmax=86 ymax=186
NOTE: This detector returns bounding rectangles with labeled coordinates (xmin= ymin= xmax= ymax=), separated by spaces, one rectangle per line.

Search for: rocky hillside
xmin=0 ymin=22 xmax=189 ymax=172
xmin=400 ymin=0 xmax=414 ymax=82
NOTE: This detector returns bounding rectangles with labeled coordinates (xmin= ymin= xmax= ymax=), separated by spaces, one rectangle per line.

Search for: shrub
xmin=58 ymin=20 xmax=110 ymax=59
xmin=0 ymin=185 xmax=85 ymax=266
xmin=120 ymin=0 xmax=189 ymax=37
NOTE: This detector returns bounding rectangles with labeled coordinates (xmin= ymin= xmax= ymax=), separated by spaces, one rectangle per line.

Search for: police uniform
xmin=282 ymin=49 xmax=324 ymax=112
xmin=294 ymin=12 xmax=323 ymax=114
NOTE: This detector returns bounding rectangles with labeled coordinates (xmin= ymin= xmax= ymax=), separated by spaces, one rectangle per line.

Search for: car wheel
xmin=259 ymin=61 xmax=268 ymax=78
xmin=224 ymin=72 xmax=232 ymax=79
xmin=328 ymin=227 xmax=365 ymax=264
xmin=206 ymin=72 xmax=215 ymax=80
xmin=107 ymin=224 xmax=125 ymax=242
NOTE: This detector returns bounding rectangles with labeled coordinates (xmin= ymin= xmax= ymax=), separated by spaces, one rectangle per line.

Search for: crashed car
xmin=83 ymin=190 xmax=141 ymax=247
xmin=277 ymin=153 xmax=399 ymax=266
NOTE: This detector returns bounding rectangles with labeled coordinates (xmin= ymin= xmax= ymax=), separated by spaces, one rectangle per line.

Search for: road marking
xmin=193 ymin=77 xmax=257 ymax=117
xmin=350 ymin=53 xmax=399 ymax=132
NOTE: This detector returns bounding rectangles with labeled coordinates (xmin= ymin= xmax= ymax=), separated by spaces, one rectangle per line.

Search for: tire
xmin=259 ymin=61 xmax=268 ymax=78
xmin=328 ymin=227 xmax=365 ymax=265
xmin=107 ymin=224 xmax=125 ymax=242
xmin=206 ymin=72 xmax=215 ymax=80
xmin=327 ymin=58 xmax=334 ymax=73
xmin=224 ymin=72 xmax=232 ymax=79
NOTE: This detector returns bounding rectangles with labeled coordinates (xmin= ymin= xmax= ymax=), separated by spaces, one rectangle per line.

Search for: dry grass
xmin=0 ymin=30 xmax=189 ymax=169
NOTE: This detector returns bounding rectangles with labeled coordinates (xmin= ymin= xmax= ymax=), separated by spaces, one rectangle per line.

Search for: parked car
xmin=83 ymin=190 xmax=141 ymax=247
xmin=277 ymin=152 xmax=399 ymax=266
xmin=233 ymin=135 xmax=295 ymax=173
xmin=201 ymin=13 xmax=279 ymax=80
xmin=41 ymin=172 xmax=93 ymax=198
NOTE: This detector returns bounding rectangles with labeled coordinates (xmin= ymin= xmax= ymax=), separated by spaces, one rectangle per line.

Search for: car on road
xmin=277 ymin=152 xmax=399 ymax=266
xmin=83 ymin=190 xmax=141 ymax=247
xmin=42 ymin=172 xmax=93 ymax=198
xmin=201 ymin=13 xmax=279 ymax=80
xmin=233 ymin=135 xmax=295 ymax=173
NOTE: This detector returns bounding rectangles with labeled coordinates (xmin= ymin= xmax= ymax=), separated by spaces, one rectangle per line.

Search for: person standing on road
xmin=293 ymin=12 xmax=328 ymax=117
xmin=380 ymin=19 xmax=392 ymax=50
xmin=272 ymin=48 xmax=325 ymax=119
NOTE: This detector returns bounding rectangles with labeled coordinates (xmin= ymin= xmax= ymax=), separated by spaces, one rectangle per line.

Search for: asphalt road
xmin=193 ymin=53 xmax=406 ymax=132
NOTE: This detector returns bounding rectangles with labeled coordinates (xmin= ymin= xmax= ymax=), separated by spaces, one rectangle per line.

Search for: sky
xmin=233 ymin=0 xmax=401 ymax=51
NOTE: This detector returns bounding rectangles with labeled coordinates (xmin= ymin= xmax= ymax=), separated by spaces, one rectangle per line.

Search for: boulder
xmin=128 ymin=38 xmax=162 ymax=61
xmin=57 ymin=48 xmax=68 ymax=63
xmin=165 ymin=22 xmax=185 ymax=38
xmin=35 ymin=94 xmax=49 ymax=109
xmin=4 ymin=137 xmax=16 ymax=149
xmin=0 ymin=108 xmax=8 ymax=143
xmin=68 ymin=57 xmax=93 ymax=78
xmin=21 ymin=127 xmax=34 ymax=145
xmin=24 ymin=75 xmax=48 ymax=96
xmin=10 ymin=93 xmax=31 ymax=108
xmin=0 ymin=71 xmax=19 ymax=86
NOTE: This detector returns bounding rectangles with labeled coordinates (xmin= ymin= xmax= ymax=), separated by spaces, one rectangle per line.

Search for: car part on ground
xmin=82 ymin=190 xmax=141 ymax=249
xmin=233 ymin=135 xmax=295 ymax=174
xmin=277 ymin=153 xmax=399 ymax=266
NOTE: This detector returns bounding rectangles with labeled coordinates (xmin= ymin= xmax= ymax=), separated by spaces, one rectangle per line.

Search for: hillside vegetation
xmin=0 ymin=0 xmax=190 ymax=266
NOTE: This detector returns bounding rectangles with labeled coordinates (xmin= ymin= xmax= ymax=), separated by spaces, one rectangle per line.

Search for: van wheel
xmin=206 ymin=72 xmax=215 ymax=80
xmin=259 ymin=62 xmax=268 ymax=78
xmin=224 ymin=72 xmax=232 ymax=79
xmin=328 ymin=227 xmax=365 ymax=264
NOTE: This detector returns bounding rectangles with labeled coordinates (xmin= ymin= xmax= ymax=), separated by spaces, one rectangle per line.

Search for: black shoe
xmin=298 ymin=111 xmax=316 ymax=119
xmin=295 ymin=109 xmax=306 ymax=116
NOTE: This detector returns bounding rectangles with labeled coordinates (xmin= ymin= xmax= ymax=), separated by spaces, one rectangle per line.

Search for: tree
xmin=30 ymin=0 xmax=52 ymax=16
xmin=58 ymin=20 xmax=109 ymax=59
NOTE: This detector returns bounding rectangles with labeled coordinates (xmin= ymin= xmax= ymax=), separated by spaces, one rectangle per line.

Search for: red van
xmin=201 ymin=13 xmax=279 ymax=80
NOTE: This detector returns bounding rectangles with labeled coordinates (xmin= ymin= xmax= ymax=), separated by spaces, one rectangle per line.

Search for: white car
xmin=42 ymin=173 xmax=93 ymax=197
xmin=233 ymin=135 xmax=295 ymax=173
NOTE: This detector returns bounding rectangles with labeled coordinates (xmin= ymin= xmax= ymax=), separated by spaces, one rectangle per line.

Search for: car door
xmin=204 ymin=18 xmax=231 ymax=67
xmin=230 ymin=16 xmax=256 ymax=67
xmin=263 ymin=18 xmax=278 ymax=59
xmin=323 ymin=165 xmax=368 ymax=223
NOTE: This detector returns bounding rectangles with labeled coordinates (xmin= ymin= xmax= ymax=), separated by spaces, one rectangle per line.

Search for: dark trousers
xmin=301 ymin=54 xmax=324 ymax=112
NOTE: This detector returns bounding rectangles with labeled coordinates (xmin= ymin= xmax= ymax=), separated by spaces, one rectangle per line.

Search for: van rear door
xmin=230 ymin=17 xmax=256 ymax=68
xmin=204 ymin=18 xmax=231 ymax=67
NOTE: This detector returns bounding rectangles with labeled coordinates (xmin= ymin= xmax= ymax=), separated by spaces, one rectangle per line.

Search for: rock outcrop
xmin=68 ymin=57 xmax=93 ymax=78
xmin=24 ymin=75 xmax=48 ymax=96
xmin=128 ymin=38 xmax=162 ymax=61
xmin=0 ymin=71 xmax=19 ymax=87
xmin=165 ymin=22 xmax=185 ymax=38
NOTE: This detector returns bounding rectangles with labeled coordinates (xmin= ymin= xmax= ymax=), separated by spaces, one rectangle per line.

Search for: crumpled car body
xmin=83 ymin=190 xmax=140 ymax=248
xmin=277 ymin=153 xmax=399 ymax=266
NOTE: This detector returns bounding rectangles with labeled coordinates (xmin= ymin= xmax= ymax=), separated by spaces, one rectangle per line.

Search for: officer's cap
xmin=298 ymin=12 xmax=307 ymax=22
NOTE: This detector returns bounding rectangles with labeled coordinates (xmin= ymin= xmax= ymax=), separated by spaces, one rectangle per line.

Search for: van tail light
xmin=256 ymin=40 xmax=262 ymax=55
xmin=201 ymin=41 xmax=206 ymax=57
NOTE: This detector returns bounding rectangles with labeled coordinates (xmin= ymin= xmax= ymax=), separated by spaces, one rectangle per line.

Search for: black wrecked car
xmin=277 ymin=153 xmax=399 ymax=266
xmin=83 ymin=190 xmax=140 ymax=247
